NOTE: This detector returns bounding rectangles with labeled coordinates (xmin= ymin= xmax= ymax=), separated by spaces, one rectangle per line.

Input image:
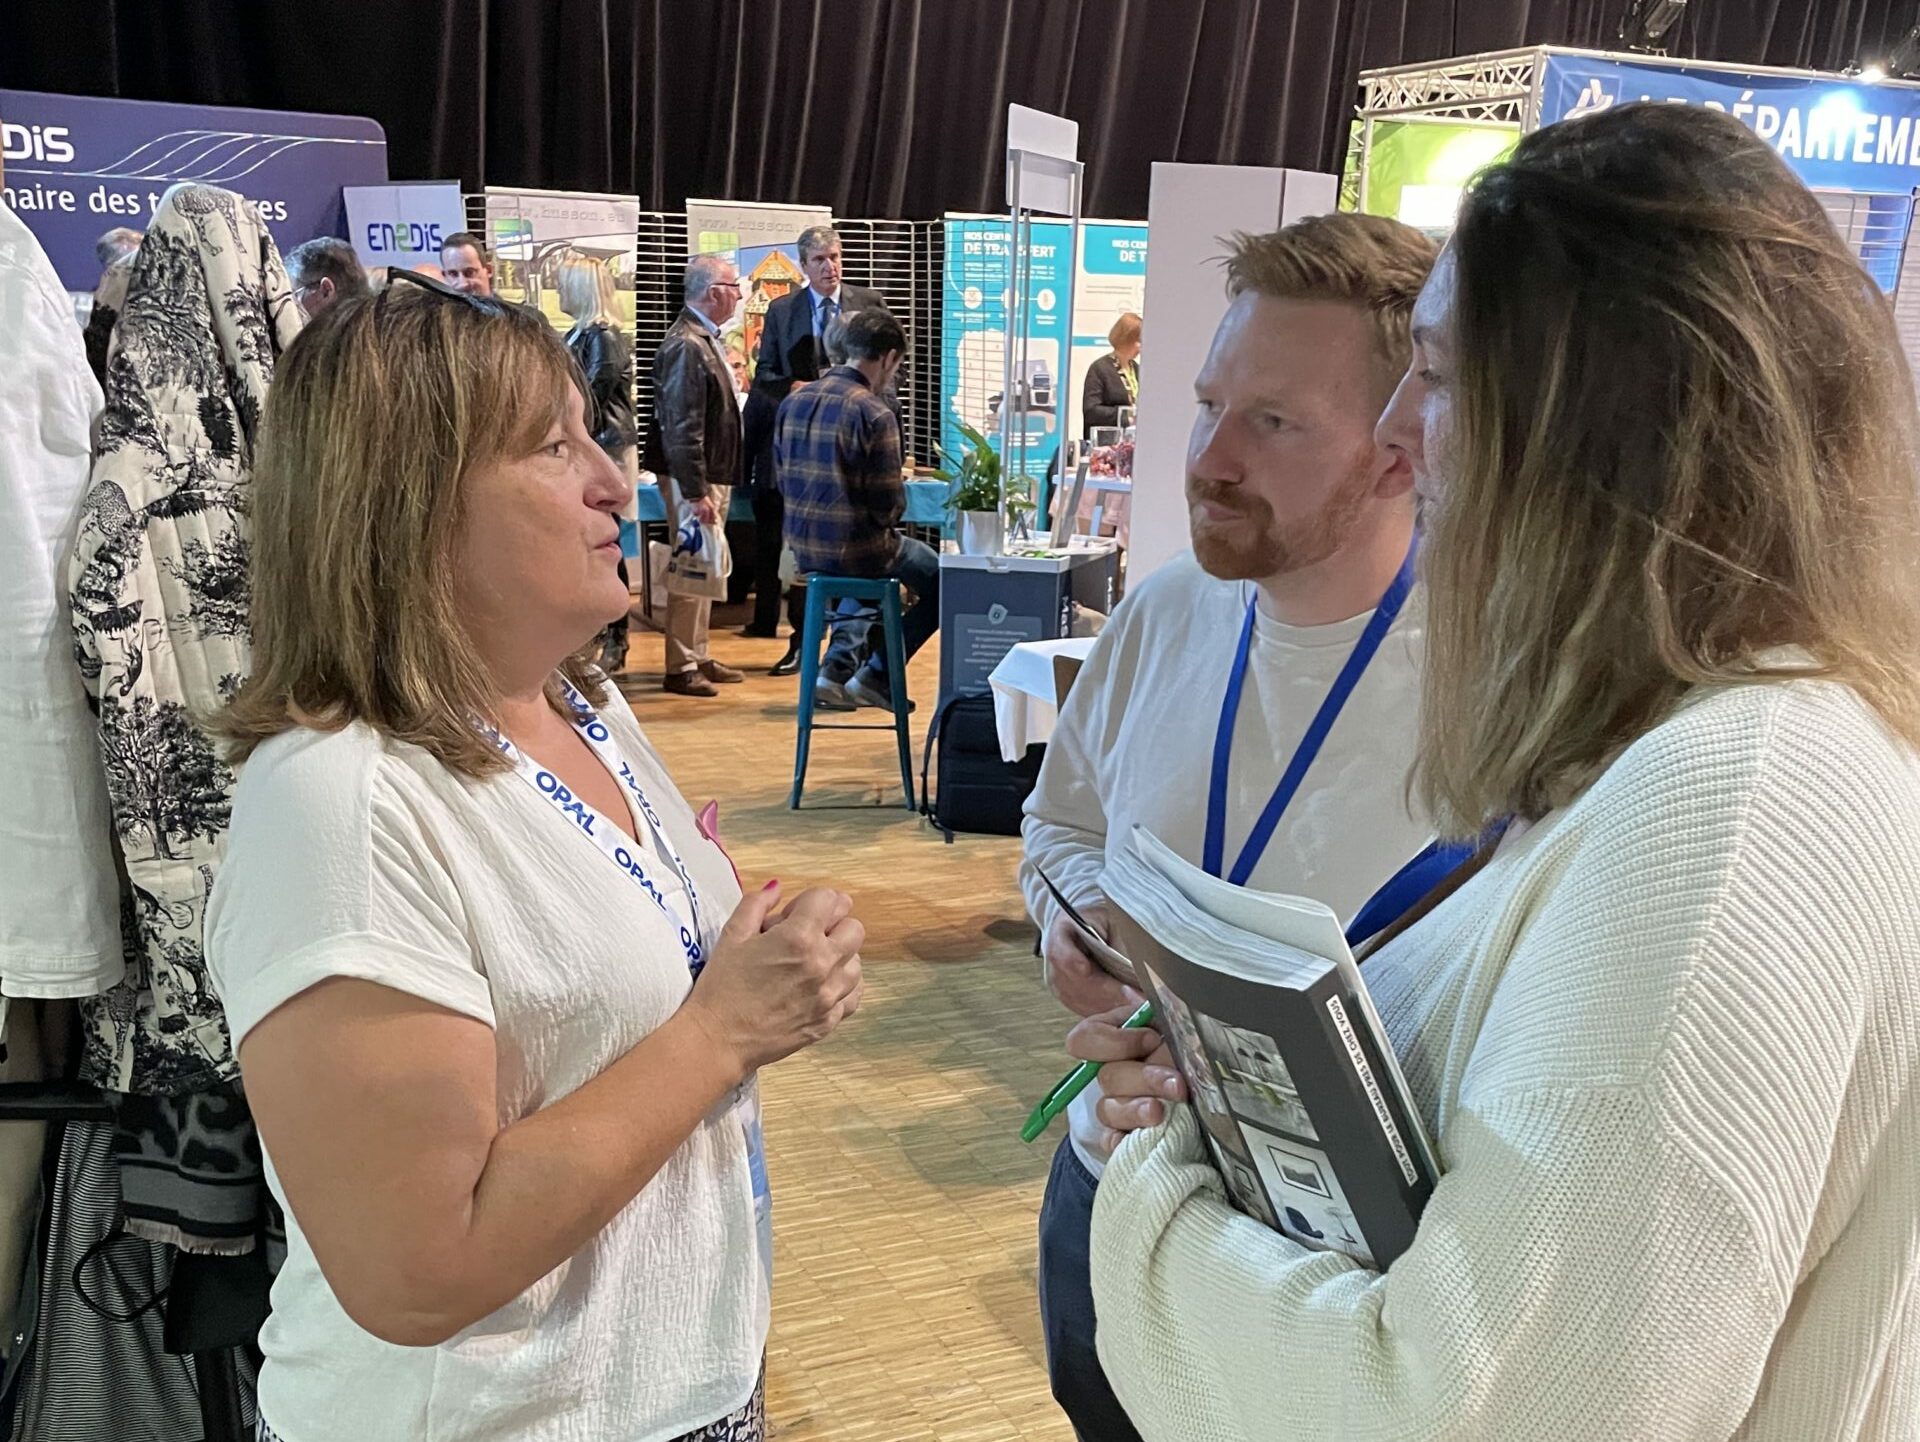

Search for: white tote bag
xmin=666 ymin=508 xmax=731 ymax=599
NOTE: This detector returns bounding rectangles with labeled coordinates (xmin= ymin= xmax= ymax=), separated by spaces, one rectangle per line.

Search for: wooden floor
xmin=615 ymin=605 xmax=1078 ymax=1442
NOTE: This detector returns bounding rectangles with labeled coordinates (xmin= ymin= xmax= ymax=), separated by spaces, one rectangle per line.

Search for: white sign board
xmin=1006 ymin=103 xmax=1080 ymax=215
xmin=342 ymin=181 xmax=467 ymax=268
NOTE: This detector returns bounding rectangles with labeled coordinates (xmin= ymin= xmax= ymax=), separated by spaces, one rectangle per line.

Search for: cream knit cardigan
xmin=1089 ymin=678 xmax=1920 ymax=1441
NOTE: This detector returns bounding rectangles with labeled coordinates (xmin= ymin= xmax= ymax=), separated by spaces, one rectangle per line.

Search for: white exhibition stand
xmin=1127 ymin=164 xmax=1339 ymax=583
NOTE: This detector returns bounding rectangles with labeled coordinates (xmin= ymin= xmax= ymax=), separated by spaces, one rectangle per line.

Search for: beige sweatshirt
xmin=1090 ymin=677 xmax=1920 ymax=1441
xmin=1019 ymin=549 xmax=1432 ymax=1174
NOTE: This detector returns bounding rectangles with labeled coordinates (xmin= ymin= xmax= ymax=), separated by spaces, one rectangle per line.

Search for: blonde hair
xmin=1224 ymin=215 xmax=1438 ymax=403
xmin=557 ymin=251 xmax=619 ymax=329
xmin=1420 ymin=103 xmax=1920 ymax=836
xmin=219 ymin=285 xmax=606 ymax=778
xmin=1107 ymin=311 xmax=1142 ymax=350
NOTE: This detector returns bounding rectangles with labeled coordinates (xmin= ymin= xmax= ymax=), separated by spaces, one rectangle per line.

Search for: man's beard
xmin=1187 ymin=464 xmax=1375 ymax=582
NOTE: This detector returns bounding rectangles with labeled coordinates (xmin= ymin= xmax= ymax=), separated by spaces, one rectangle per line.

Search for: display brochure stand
xmin=1002 ymin=105 xmax=1084 ymax=533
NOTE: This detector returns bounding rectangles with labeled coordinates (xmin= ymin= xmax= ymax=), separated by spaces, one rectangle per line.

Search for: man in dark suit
xmin=644 ymin=255 xmax=748 ymax=697
xmin=742 ymin=225 xmax=885 ymax=663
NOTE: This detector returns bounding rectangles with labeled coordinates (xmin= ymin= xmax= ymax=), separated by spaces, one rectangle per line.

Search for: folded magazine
xmin=1091 ymin=826 xmax=1439 ymax=1269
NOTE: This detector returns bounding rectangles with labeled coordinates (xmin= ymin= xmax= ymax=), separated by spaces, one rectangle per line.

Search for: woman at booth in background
xmin=1081 ymin=311 xmax=1141 ymax=433
xmin=1079 ymin=105 xmax=1920 ymax=1441
xmin=558 ymin=251 xmax=639 ymax=672
xmin=204 ymin=274 xmax=866 ymax=1442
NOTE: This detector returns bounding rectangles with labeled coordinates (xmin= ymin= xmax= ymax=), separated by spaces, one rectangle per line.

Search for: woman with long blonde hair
xmin=1082 ymin=103 xmax=1920 ymax=1441
xmin=556 ymin=249 xmax=639 ymax=670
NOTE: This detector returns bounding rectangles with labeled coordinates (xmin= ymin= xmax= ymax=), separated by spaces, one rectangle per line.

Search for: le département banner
xmin=1540 ymin=54 xmax=1920 ymax=195
xmin=485 ymin=186 xmax=641 ymax=337
xmin=0 ymin=88 xmax=387 ymax=290
xmin=685 ymin=199 xmax=833 ymax=389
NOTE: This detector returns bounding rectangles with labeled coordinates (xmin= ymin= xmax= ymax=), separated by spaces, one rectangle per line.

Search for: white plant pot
xmin=957 ymin=509 xmax=1004 ymax=557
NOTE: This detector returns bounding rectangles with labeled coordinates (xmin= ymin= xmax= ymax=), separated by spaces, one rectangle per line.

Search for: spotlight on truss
xmin=1616 ymin=0 xmax=1687 ymax=56
xmin=1884 ymin=16 xmax=1920 ymax=79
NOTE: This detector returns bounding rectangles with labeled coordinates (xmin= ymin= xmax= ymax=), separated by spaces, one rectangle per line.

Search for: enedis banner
xmin=343 ymin=181 xmax=467 ymax=267
xmin=0 ymin=88 xmax=387 ymax=290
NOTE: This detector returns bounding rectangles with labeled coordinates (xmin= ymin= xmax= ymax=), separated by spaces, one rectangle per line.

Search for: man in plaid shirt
xmin=775 ymin=307 xmax=940 ymax=711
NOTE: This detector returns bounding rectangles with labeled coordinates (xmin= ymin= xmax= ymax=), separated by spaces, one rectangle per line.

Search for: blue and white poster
xmin=1540 ymin=56 xmax=1920 ymax=195
xmin=941 ymin=215 xmax=1146 ymax=481
xmin=1070 ymin=221 xmax=1148 ymax=436
xmin=0 ymin=89 xmax=388 ymax=291
xmin=343 ymin=181 xmax=467 ymax=268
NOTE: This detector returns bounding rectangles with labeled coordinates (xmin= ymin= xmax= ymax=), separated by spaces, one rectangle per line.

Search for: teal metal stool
xmin=790 ymin=576 xmax=916 ymax=810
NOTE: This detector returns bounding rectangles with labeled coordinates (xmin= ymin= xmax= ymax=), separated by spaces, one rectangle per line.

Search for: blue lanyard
xmin=1203 ymin=539 xmax=1418 ymax=887
xmin=482 ymin=683 xmax=709 ymax=974
xmin=1344 ymin=835 xmax=1473 ymax=949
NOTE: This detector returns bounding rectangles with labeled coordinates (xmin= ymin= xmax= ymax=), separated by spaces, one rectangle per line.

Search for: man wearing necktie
xmin=742 ymin=227 xmax=884 ymax=657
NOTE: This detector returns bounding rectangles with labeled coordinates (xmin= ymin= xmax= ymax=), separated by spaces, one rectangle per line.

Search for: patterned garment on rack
xmin=68 ymin=183 xmax=304 ymax=1097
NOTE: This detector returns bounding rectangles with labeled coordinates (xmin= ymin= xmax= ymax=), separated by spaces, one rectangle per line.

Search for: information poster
xmin=941 ymin=215 xmax=1147 ymax=482
xmin=0 ymin=89 xmax=387 ymax=291
xmin=343 ymin=181 xmax=467 ymax=270
xmin=941 ymin=215 xmax=1069 ymax=483
xmin=484 ymin=186 xmax=639 ymax=336
xmin=1070 ymin=222 xmax=1149 ymax=436
xmin=685 ymin=198 xmax=832 ymax=388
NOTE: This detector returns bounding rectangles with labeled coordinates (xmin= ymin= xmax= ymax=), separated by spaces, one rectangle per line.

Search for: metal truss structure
xmin=1357 ymin=48 xmax=1544 ymax=128
xmin=1347 ymin=48 xmax=1544 ymax=213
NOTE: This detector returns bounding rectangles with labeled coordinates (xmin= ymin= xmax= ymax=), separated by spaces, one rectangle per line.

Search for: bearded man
xmin=1017 ymin=215 xmax=1441 ymax=1442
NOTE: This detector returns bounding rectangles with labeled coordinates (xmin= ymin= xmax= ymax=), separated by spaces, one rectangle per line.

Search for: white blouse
xmin=207 ymin=687 xmax=762 ymax=1442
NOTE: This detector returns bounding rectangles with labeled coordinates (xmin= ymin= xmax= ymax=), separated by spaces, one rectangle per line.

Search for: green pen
xmin=1021 ymin=998 xmax=1157 ymax=1143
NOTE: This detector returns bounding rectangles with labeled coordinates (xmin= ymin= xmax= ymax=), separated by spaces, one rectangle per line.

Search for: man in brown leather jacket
xmin=644 ymin=255 xmax=747 ymax=697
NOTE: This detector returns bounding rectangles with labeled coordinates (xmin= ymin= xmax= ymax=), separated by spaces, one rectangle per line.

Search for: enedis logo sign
xmin=1 ymin=123 xmax=76 ymax=164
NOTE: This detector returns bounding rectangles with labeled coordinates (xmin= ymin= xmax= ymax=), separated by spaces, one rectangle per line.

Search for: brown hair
xmin=1224 ymin=215 xmax=1439 ymax=403
xmin=1107 ymin=311 xmax=1142 ymax=350
xmin=439 ymin=230 xmax=490 ymax=264
xmin=1420 ymin=102 xmax=1920 ymax=836
xmin=219 ymin=285 xmax=606 ymax=777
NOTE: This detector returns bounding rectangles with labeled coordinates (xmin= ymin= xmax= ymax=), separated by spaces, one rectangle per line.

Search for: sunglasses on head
xmin=379 ymin=265 xmax=506 ymax=315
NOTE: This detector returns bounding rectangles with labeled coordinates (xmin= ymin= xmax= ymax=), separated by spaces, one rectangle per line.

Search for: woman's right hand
xmin=1066 ymin=1003 xmax=1186 ymax=1157
xmin=683 ymin=881 xmax=865 ymax=1078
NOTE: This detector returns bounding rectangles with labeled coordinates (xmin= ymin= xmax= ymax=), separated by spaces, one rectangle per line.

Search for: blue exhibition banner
xmin=942 ymin=215 xmax=1074 ymax=484
xmin=1540 ymin=55 xmax=1920 ymax=195
xmin=343 ymin=181 xmax=467 ymax=267
xmin=940 ymin=215 xmax=1147 ymax=486
xmin=0 ymin=88 xmax=387 ymax=290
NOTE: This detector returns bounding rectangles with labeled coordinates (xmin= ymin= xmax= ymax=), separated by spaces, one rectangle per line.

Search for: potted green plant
xmin=930 ymin=422 xmax=1035 ymax=556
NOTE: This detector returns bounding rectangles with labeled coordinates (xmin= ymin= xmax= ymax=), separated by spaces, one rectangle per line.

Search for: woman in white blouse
xmin=1075 ymin=105 xmax=1920 ymax=1439
xmin=207 ymin=269 xmax=864 ymax=1442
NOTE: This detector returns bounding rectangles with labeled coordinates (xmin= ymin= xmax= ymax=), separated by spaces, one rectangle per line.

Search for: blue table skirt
xmin=623 ymin=478 xmax=948 ymax=558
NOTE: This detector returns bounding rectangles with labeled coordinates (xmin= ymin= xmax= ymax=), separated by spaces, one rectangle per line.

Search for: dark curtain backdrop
xmin=3 ymin=1 xmax=1909 ymax=219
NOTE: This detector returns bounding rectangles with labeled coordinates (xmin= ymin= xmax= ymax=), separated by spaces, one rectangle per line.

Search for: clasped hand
xmin=683 ymin=882 xmax=865 ymax=1080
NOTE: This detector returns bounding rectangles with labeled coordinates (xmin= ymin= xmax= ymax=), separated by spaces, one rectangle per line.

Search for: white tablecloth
xmin=989 ymin=636 xmax=1099 ymax=762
